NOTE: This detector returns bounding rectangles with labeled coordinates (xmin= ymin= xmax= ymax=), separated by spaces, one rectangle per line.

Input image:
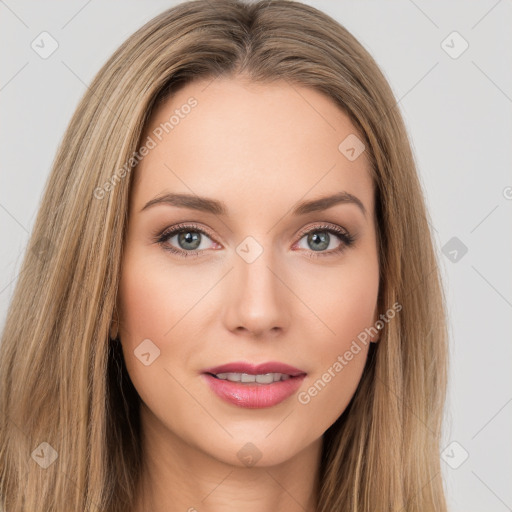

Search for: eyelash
xmin=154 ymin=222 xmax=356 ymax=259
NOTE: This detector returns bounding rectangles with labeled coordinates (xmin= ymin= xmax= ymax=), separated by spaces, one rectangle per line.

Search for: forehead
xmin=131 ymin=77 xmax=374 ymax=220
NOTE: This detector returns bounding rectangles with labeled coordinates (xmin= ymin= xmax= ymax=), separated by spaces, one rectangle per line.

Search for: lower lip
xmin=202 ymin=373 xmax=306 ymax=409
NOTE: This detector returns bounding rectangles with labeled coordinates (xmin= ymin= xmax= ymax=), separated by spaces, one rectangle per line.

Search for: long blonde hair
xmin=0 ymin=0 xmax=449 ymax=510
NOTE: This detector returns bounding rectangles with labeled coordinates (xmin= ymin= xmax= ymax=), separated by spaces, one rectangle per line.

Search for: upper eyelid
xmin=160 ymin=223 xmax=215 ymax=241
xmin=296 ymin=222 xmax=350 ymax=238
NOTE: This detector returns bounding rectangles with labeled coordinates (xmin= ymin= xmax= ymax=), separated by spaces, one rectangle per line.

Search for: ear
xmin=369 ymin=304 xmax=384 ymax=343
xmin=370 ymin=321 xmax=383 ymax=343
xmin=109 ymin=308 xmax=119 ymax=340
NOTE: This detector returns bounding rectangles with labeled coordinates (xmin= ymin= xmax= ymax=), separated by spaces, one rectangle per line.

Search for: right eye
xmin=155 ymin=223 xmax=220 ymax=258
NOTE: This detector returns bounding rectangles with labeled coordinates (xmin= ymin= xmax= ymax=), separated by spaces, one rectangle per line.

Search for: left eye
xmin=296 ymin=229 xmax=342 ymax=252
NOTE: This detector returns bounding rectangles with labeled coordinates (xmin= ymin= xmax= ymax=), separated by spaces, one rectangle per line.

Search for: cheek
xmin=117 ymin=248 xmax=207 ymax=344
xmin=296 ymin=344 xmax=369 ymax=438
xmin=293 ymin=255 xmax=378 ymax=428
xmin=116 ymin=250 xmax=198 ymax=426
xmin=295 ymin=295 xmax=373 ymax=435
xmin=299 ymin=248 xmax=379 ymax=345
xmin=116 ymin=246 xmax=214 ymax=400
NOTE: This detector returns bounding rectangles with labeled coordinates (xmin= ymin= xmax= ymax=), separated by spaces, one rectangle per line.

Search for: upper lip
xmin=202 ymin=361 xmax=307 ymax=377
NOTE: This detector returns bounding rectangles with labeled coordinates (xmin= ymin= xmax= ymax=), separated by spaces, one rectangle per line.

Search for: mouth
xmin=201 ymin=361 xmax=307 ymax=408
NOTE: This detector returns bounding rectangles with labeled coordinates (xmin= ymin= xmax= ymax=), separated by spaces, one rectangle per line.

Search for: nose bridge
xmin=224 ymin=234 xmax=289 ymax=334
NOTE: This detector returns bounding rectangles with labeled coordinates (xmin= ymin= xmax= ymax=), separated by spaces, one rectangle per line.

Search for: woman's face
xmin=117 ymin=76 xmax=380 ymax=467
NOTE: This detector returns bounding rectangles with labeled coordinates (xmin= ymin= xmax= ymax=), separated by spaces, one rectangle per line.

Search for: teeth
xmin=214 ymin=372 xmax=291 ymax=383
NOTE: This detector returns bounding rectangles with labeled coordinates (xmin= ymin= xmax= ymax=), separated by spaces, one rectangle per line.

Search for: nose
xmin=222 ymin=244 xmax=291 ymax=338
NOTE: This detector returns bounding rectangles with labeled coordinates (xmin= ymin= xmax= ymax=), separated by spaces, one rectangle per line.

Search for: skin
xmin=116 ymin=75 xmax=381 ymax=512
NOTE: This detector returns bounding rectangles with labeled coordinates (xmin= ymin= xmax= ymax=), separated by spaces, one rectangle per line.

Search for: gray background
xmin=1 ymin=1 xmax=511 ymax=510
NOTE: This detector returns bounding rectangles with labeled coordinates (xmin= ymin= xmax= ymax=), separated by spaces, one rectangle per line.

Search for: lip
xmin=201 ymin=361 xmax=307 ymax=409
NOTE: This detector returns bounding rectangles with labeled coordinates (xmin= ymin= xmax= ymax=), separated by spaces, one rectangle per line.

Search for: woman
xmin=0 ymin=0 xmax=449 ymax=510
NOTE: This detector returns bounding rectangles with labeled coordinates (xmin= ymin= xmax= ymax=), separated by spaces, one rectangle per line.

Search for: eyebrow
xmin=140 ymin=191 xmax=367 ymax=218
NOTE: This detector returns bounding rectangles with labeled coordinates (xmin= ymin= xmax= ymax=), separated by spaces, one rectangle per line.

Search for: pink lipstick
xmin=201 ymin=361 xmax=307 ymax=409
